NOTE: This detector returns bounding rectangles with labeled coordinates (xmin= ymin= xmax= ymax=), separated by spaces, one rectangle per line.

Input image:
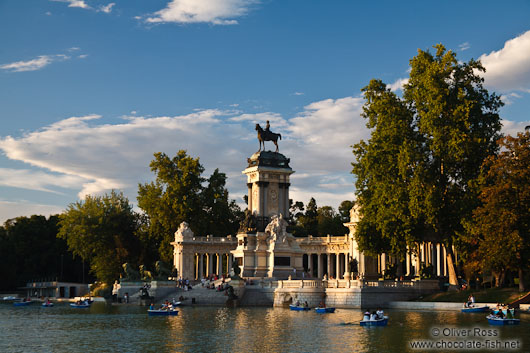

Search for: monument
xmin=231 ymin=122 xmax=304 ymax=278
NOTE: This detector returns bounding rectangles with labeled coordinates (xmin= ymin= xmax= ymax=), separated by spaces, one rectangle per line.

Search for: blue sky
xmin=1 ymin=0 xmax=530 ymax=224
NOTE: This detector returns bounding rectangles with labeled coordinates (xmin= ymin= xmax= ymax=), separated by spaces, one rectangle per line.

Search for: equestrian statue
xmin=255 ymin=120 xmax=282 ymax=152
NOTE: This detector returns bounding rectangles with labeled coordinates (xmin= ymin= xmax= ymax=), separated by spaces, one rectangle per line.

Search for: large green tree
xmin=138 ymin=151 xmax=241 ymax=263
xmin=353 ymin=44 xmax=503 ymax=284
xmin=466 ymin=132 xmax=530 ymax=291
xmin=58 ymin=191 xmax=140 ymax=284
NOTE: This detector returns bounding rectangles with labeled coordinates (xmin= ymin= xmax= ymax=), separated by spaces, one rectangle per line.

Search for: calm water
xmin=0 ymin=302 xmax=528 ymax=352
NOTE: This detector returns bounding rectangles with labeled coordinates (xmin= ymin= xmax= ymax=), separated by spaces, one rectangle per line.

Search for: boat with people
xmin=70 ymin=300 xmax=91 ymax=308
xmin=486 ymin=315 xmax=520 ymax=326
xmin=289 ymin=304 xmax=310 ymax=311
xmin=461 ymin=305 xmax=489 ymax=313
xmin=148 ymin=308 xmax=179 ymax=316
xmin=42 ymin=302 xmax=54 ymax=307
xmin=315 ymin=307 xmax=335 ymax=313
xmin=360 ymin=309 xmax=388 ymax=326
xmin=13 ymin=300 xmax=32 ymax=307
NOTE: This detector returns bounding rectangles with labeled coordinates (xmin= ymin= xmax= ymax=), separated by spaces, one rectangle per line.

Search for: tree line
xmin=0 ymin=150 xmax=350 ymax=290
xmin=352 ymin=44 xmax=529 ymax=291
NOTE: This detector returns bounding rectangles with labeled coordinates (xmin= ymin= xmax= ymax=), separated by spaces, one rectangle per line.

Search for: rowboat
xmin=70 ymin=302 xmax=91 ymax=308
xmin=360 ymin=316 xmax=389 ymax=326
xmin=486 ymin=315 xmax=519 ymax=325
xmin=315 ymin=307 xmax=335 ymax=313
xmin=289 ymin=305 xmax=310 ymax=311
xmin=148 ymin=309 xmax=179 ymax=316
xmin=461 ymin=306 xmax=489 ymax=313
xmin=42 ymin=302 xmax=54 ymax=307
xmin=13 ymin=301 xmax=31 ymax=307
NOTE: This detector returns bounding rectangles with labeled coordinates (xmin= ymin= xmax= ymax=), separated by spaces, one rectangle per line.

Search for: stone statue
xmin=122 ymin=263 xmax=140 ymax=281
xmin=175 ymin=221 xmax=194 ymax=240
xmin=139 ymin=265 xmax=153 ymax=281
xmin=155 ymin=260 xmax=172 ymax=280
xmin=256 ymin=123 xmax=282 ymax=152
xmin=349 ymin=204 xmax=361 ymax=223
xmin=230 ymin=260 xmax=241 ymax=280
xmin=265 ymin=214 xmax=289 ymax=243
xmin=239 ymin=209 xmax=257 ymax=233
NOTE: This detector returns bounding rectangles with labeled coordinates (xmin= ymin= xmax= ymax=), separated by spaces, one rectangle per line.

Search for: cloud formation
xmin=50 ymin=0 xmax=115 ymax=13
xmin=145 ymin=0 xmax=257 ymax=25
xmin=480 ymin=30 xmax=530 ymax=92
xmin=0 ymin=50 xmax=86 ymax=72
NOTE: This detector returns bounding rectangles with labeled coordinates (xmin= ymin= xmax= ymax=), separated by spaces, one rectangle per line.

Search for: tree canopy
xmin=58 ymin=191 xmax=140 ymax=284
xmin=137 ymin=151 xmax=242 ymax=263
xmin=352 ymin=44 xmax=503 ymax=284
xmin=465 ymin=132 xmax=530 ymax=291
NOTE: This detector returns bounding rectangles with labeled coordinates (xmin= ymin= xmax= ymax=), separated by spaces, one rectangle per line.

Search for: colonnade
xmin=193 ymin=252 xmax=234 ymax=280
xmin=303 ymin=253 xmax=349 ymax=279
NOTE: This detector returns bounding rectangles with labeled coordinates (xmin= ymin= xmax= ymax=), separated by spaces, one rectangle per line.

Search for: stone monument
xmin=231 ymin=123 xmax=304 ymax=278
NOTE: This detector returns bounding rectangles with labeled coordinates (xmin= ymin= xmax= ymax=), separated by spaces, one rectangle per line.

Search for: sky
xmin=1 ymin=0 xmax=530 ymax=225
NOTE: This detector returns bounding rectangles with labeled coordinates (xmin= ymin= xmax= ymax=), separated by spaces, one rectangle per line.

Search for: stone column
xmin=206 ymin=253 xmax=211 ymax=277
xmin=381 ymin=253 xmax=386 ymax=277
xmin=217 ymin=254 xmax=222 ymax=275
xmin=247 ymin=183 xmax=253 ymax=212
xmin=308 ymin=254 xmax=313 ymax=277
xmin=195 ymin=254 xmax=199 ymax=280
xmin=199 ymin=254 xmax=204 ymax=279
xmin=443 ymin=246 xmax=447 ymax=276
xmin=284 ymin=183 xmax=290 ymax=219
xmin=335 ymin=253 xmax=340 ymax=279
xmin=326 ymin=254 xmax=331 ymax=279
xmin=406 ymin=252 xmax=411 ymax=276
xmin=317 ymin=254 xmax=323 ymax=278
xmin=435 ymin=244 xmax=441 ymax=276
xmin=228 ymin=254 xmax=233 ymax=274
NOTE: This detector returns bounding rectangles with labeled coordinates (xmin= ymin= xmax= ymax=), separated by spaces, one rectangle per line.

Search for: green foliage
xmin=58 ymin=191 xmax=140 ymax=285
xmin=0 ymin=215 xmax=88 ymax=291
xmin=352 ymin=44 xmax=502 ymax=271
xmin=289 ymin=198 xmax=347 ymax=236
xmin=138 ymin=151 xmax=242 ymax=263
xmin=338 ymin=200 xmax=354 ymax=223
xmin=466 ymin=132 xmax=530 ymax=290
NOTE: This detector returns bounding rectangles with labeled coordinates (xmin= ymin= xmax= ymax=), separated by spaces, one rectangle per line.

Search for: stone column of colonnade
xmin=400 ymin=242 xmax=453 ymax=278
xmin=194 ymin=252 xmax=235 ymax=280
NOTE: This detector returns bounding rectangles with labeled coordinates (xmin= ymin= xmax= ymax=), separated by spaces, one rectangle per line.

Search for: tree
xmin=137 ymin=151 xmax=205 ymax=263
xmin=466 ymin=132 xmax=530 ymax=291
xmin=338 ymin=200 xmax=355 ymax=223
xmin=317 ymin=206 xmax=347 ymax=236
xmin=298 ymin=198 xmax=318 ymax=236
xmin=138 ymin=151 xmax=242 ymax=262
xmin=352 ymin=44 xmax=503 ymax=284
xmin=58 ymin=191 xmax=140 ymax=284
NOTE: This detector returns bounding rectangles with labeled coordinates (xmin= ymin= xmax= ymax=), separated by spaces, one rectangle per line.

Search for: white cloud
xmin=459 ymin=42 xmax=470 ymax=51
xmin=51 ymin=0 xmax=91 ymax=9
xmin=0 ymin=98 xmax=368 ymax=220
xmin=0 ymin=55 xmax=54 ymax=72
xmin=99 ymin=3 xmax=115 ymax=13
xmin=0 ymin=51 xmax=84 ymax=73
xmin=480 ymin=30 xmax=530 ymax=92
xmin=387 ymin=78 xmax=409 ymax=92
xmin=501 ymin=119 xmax=530 ymax=137
xmin=293 ymin=92 xmax=304 ymax=96
xmin=0 ymin=200 xmax=65 ymax=225
xmin=0 ymin=168 xmax=85 ymax=193
xmin=145 ymin=0 xmax=257 ymax=25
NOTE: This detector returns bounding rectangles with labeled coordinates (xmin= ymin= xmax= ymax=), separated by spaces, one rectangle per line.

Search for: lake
xmin=0 ymin=302 xmax=528 ymax=352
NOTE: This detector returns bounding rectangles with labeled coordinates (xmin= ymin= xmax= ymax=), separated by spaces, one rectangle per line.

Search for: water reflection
xmin=0 ymin=303 xmax=527 ymax=353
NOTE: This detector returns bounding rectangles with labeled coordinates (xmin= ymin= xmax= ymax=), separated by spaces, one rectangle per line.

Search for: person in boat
xmin=304 ymin=301 xmax=308 ymax=308
xmin=496 ymin=309 xmax=505 ymax=319
xmin=376 ymin=308 xmax=384 ymax=320
xmin=506 ymin=308 xmax=514 ymax=319
xmin=466 ymin=294 xmax=475 ymax=308
xmin=363 ymin=310 xmax=370 ymax=321
xmin=370 ymin=311 xmax=378 ymax=321
xmin=318 ymin=301 xmax=326 ymax=308
xmin=295 ymin=300 xmax=300 ymax=307
xmin=149 ymin=303 xmax=155 ymax=310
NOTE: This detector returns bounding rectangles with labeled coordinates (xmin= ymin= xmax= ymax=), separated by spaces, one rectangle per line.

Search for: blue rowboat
xmin=461 ymin=306 xmax=489 ymax=313
xmin=42 ymin=302 xmax=54 ymax=307
xmin=70 ymin=302 xmax=90 ymax=308
xmin=360 ymin=316 xmax=388 ymax=327
xmin=13 ymin=301 xmax=31 ymax=307
xmin=289 ymin=305 xmax=310 ymax=311
xmin=148 ymin=309 xmax=179 ymax=316
xmin=487 ymin=315 xmax=519 ymax=325
xmin=315 ymin=307 xmax=335 ymax=313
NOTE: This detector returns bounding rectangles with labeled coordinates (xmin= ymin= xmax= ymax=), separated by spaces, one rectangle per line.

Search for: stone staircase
xmin=158 ymin=279 xmax=231 ymax=305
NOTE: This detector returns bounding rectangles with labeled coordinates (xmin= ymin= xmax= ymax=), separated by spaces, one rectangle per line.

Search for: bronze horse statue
xmin=256 ymin=124 xmax=282 ymax=152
